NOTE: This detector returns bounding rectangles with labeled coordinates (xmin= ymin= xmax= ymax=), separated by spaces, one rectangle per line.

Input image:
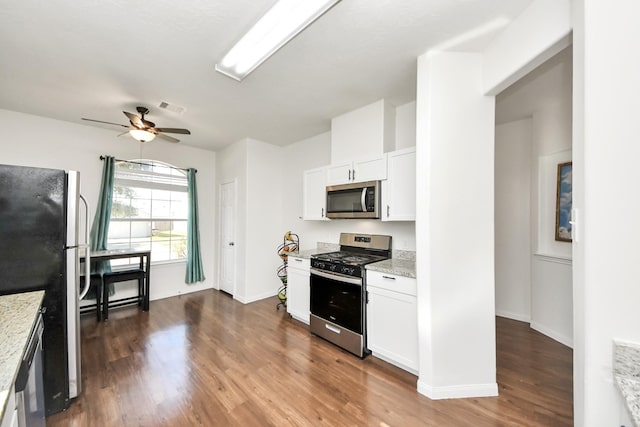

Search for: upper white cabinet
xmin=382 ymin=147 xmax=416 ymax=221
xmin=329 ymin=99 xmax=395 ymax=184
xmin=303 ymin=166 xmax=329 ymax=220
xmin=330 ymin=100 xmax=395 ymax=163
xmin=326 ymin=157 xmax=387 ymax=185
xmin=302 ymin=99 xmax=416 ymax=221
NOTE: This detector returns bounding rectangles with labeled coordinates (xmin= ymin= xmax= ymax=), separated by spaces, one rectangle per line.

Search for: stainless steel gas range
xmin=309 ymin=233 xmax=392 ymax=357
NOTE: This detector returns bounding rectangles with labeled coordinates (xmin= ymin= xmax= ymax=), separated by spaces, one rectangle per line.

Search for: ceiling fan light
xmin=215 ymin=0 xmax=341 ymax=81
xmin=129 ymin=129 xmax=156 ymax=143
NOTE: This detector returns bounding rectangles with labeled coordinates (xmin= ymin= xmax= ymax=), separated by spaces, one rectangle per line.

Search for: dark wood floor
xmin=47 ymin=290 xmax=573 ymax=426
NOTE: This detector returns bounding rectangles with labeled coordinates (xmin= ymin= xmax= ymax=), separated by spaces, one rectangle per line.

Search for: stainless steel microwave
xmin=326 ymin=181 xmax=380 ymax=219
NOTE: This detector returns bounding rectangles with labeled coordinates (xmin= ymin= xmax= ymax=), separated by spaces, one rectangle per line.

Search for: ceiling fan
xmin=81 ymin=106 xmax=191 ymax=143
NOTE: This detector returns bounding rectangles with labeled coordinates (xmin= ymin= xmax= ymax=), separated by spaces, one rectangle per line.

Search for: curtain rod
xmin=99 ymin=156 xmax=197 ymax=173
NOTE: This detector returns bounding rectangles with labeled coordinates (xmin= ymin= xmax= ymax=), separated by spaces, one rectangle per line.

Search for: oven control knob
xmin=329 ymin=264 xmax=337 ymax=272
xmin=343 ymin=267 xmax=355 ymax=276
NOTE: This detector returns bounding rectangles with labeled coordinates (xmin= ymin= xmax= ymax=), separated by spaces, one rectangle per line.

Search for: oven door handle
xmin=310 ymin=268 xmax=363 ymax=285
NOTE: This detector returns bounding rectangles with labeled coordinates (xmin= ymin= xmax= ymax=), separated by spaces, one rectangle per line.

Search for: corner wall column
xmin=416 ymin=50 xmax=498 ymax=399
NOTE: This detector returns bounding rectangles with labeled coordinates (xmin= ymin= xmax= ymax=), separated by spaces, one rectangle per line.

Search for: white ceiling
xmin=0 ymin=0 xmax=533 ymax=152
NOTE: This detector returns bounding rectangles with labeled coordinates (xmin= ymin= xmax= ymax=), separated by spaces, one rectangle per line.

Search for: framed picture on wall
xmin=555 ymin=161 xmax=572 ymax=242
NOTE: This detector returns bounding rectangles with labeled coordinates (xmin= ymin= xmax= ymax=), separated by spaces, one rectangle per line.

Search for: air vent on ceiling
xmin=159 ymin=101 xmax=186 ymax=114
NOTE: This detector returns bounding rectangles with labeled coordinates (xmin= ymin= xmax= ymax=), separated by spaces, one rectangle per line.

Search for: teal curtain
xmin=90 ymin=156 xmax=114 ymax=280
xmin=185 ymin=168 xmax=205 ymax=283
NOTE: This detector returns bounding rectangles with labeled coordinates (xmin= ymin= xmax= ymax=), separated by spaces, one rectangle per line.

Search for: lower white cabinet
xmin=287 ymin=256 xmax=311 ymax=324
xmin=1 ymin=385 xmax=17 ymax=427
xmin=366 ymin=270 xmax=418 ymax=373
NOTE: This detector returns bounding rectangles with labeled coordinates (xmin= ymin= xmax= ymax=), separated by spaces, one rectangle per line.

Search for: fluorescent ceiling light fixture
xmin=129 ymin=129 xmax=156 ymax=143
xmin=215 ymin=0 xmax=341 ymax=81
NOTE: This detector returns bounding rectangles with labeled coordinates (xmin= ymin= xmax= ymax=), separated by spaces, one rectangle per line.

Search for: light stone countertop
xmin=286 ymin=249 xmax=320 ymax=260
xmin=289 ymin=245 xmax=417 ymax=278
xmin=0 ymin=290 xmax=44 ymax=421
xmin=286 ymin=242 xmax=340 ymax=260
xmin=614 ymin=340 xmax=640 ymax=426
xmin=366 ymin=258 xmax=416 ymax=278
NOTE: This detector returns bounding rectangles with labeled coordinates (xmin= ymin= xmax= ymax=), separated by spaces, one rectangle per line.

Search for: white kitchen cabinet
xmin=287 ymin=256 xmax=311 ymax=324
xmin=366 ymin=270 xmax=418 ymax=373
xmin=326 ymin=156 xmax=387 ymax=185
xmin=381 ymin=147 xmax=416 ymax=221
xmin=330 ymin=99 xmax=395 ymax=164
xmin=302 ymin=166 xmax=329 ymax=220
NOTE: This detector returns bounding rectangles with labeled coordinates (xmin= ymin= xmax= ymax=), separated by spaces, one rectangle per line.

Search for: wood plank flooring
xmin=47 ymin=290 xmax=573 ymax=426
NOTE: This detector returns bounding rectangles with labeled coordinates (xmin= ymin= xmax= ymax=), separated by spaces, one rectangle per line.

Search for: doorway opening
xmin=494 ymin=45 xmax=574 ymax=412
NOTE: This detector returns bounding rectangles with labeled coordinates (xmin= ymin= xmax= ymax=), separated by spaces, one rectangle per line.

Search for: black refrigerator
xmin=0 ymin=164 xmax=90 ymax=415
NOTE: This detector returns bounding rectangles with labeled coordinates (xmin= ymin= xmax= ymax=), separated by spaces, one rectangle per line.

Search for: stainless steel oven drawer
xmin=310 ymin=314 xmax=364 ymax=358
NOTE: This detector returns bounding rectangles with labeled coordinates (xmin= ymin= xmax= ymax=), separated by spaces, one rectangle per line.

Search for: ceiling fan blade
xmin=156 ymin=133 xmax=180 ymax=143
xmin=155 ymin=128 xmax=191 ymax=135
xmin=81 ymin=118 xmax=129 ymax=128
xmin=123 ymin=111 xmax=145 ymax=128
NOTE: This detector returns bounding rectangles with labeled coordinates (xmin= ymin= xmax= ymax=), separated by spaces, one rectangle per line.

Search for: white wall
xmin=245 ymin=139 xmax=284 ymax=302
xmin=482 ymin=0 xmax=572 ymax=95
xmin=217 ymin=138 xmax=285 ymax=303
xmin=494 ymin=47 xmax=573 ymax=346
xmin=0 ymin=109 xmax=217 ymax=301
xmin=573 ymin=0 xmax=640 ymax=425
xmin=416 ymin=51 xmax=497 ymax=399
xmin=495 ymin=119 xmax=532 ymax=322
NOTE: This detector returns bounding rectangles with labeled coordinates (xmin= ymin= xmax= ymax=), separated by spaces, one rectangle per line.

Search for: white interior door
xmin=219 ymin=180 xmax=236 ymax=295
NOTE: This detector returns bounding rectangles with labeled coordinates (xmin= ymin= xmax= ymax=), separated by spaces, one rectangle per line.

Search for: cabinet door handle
xmin=294 ymin=258 xmax=302 ymax=262
xmin=348 ymin=169 xmax=351 ymax=181
xmin=321 ymin=208 xmax=324 ymax=217
xmin=382 ymin=275 xmax=396 ymax=280
xmin=387 ymin=205 xmax=390 ymax=218
xmin=352 ymin=169 xmax=355 ymax=181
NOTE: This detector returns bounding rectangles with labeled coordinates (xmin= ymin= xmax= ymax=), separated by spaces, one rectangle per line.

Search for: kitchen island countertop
xmin=0 ymin=290 xmax=44 ymax=422
xmin=614 ymin=340 xmax=640 ymax=426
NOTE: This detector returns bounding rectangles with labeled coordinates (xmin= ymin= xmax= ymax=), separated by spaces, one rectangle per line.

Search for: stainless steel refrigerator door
xmin=65 ymin=171 xmax=82 ymax=399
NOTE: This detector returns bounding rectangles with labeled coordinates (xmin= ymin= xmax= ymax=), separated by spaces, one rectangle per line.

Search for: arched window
xmin=107 ymin=159 xmax=188 ymax=265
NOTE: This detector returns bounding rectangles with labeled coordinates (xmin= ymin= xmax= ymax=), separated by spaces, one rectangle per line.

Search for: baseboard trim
xmin=417 ymin=380 xmax=499 ymax=400
xmin=495 ymin=311 xmax=530 ymax=323
xmin=235 ymin=290 xmax=278 ymax=305
xmin=533 ymin=253 xmax=572 ymax=265
xmin=530 ymin=321 xmax=573 ymax=348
